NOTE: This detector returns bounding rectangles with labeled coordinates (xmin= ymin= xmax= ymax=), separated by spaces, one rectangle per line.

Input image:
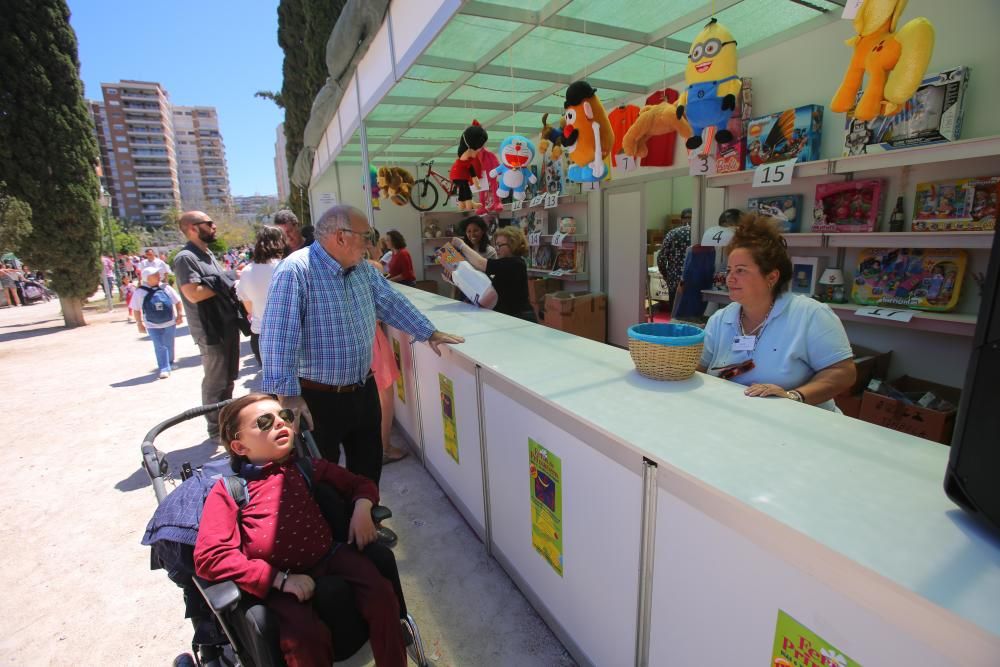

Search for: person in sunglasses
xmin=696 ymin=214 xmax=855 ymax=410
xmin=195 ymin=393 xmax=408 ymax=667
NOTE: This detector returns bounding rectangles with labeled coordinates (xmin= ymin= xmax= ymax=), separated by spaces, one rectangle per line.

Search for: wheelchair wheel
xmin=172 ymin=653 xmax=195 ymax=667
xmin=409 ymin=178 xmax=439 ymax=212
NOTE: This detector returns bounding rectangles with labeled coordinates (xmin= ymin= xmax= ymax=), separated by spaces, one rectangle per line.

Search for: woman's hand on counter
xmin=743 ymin=383 xmax=789 ymax=399
xmin=428 ymin=330 xmax=465 ymax=355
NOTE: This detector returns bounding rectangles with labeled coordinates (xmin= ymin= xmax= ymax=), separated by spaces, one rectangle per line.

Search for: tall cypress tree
xmin=276 ymin=0 xmax=344 ymax=226
xmin=0 ymin=0 xmax=103 ymax=326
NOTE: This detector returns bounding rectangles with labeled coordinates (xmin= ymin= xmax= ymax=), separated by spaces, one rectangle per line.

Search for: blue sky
xmin=68 ymin=0 xmax=285 ymax=197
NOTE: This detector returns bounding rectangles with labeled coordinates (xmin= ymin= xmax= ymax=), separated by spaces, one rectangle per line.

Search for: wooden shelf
xmin=784 ymin=233 xmax=825 ymax=248
xmin=705 ymin=134 xmax=1000 ymax=188
xmin=507 ymin=193 xmax=589 ymax=211
xmin=700 ymin=290 xmax=977 ymax=336
xmin=528 ymin=269 xmax=589 ymax=281
xmin=421 ymin=236 xmax=452 ymax=244
xmin=825 ymin=231 xmax=995 ymax=249
xmin=537 ymin=234 xmax=589 ymax=242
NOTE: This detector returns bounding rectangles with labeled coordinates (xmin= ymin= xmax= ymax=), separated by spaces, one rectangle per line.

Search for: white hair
xmin=314 ymin=205 xmax=361 ymax=239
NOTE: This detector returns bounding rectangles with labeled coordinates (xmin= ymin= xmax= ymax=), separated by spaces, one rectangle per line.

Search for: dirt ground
xmin=0 ymin=296 xmax=574 ymax=666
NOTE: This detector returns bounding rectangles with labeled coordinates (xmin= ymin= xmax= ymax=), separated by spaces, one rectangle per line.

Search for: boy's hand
xmin=175 ymin=313 xmax=184 ymax=325
xmin=137 ymin=323 xmax=146 ymax=334
xmin=348 ymin=498 xmax=377 ymax=549
xmin=276 ymin=573 xmax=315 ymax=602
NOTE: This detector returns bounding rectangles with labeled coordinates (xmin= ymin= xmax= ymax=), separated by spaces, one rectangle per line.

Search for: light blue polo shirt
xmin=700 ymin=292 xmax=853 ymax=411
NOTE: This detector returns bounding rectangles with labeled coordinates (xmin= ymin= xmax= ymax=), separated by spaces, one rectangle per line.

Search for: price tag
xmin=551 ymin=231 xmax=567 ymax=248
xmin=752 ymin=158 xmax=797 ymax=188
xmin=544 ymin=192 xmax=559 ymax=209
xmin=617 ymin=154 xmax=638 ymax=173
xmin=855 ymin=306 xmax=915 ymax=323
xmin=688 ymin=150 xmax=717 ymax=177
xmin=701 ymin=225 xmax=734 ymax=247
xmin=511 ymin=199 xmax=523 ymax=211
xmin=841 ymin=0 xmax=863 ymax=19
xmin=529 ymin=194 xmax=545 ymax=208
xmin=528 ymin=231 xmax=542 ymax=246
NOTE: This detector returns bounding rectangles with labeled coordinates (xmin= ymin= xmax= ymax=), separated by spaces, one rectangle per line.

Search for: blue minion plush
xmin=488 ymin=135 xmax=537 ymax=201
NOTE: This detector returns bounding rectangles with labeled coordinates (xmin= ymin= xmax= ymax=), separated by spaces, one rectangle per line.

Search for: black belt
xmin=300 ymin=373 xmax=373 ymax=393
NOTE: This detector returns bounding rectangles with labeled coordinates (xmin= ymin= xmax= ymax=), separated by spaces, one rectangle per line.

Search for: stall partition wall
xmin=389 ymin=329 xmax=423 ymax=461
xmin=603 ymin=186 xmax=646 ymax=348
xmin=648 ymin=470 xmax=997 ymax=667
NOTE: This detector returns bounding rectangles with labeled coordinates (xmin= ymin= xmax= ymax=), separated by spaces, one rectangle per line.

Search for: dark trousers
xmin=302 ymin=377 xmax=383 ymax=485
xmin=250 ymin=332 xmax=261 ymax=367
xmin=198 ymin=329 xmax=240 ymax=437
xmin=266 ymin=546 xmax=406 ymax=667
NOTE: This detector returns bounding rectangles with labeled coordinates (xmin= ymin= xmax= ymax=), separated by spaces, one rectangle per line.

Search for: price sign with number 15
xmin=752 ymin=158 xmax=797 ymax=188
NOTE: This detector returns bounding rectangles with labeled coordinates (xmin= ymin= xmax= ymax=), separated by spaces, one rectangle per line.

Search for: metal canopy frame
xmin=334 ymin=0 xmax=845 ymax=166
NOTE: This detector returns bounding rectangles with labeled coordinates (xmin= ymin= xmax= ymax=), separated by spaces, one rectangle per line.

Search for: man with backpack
xmin=131 ymin=266 xmax=184 ymax=379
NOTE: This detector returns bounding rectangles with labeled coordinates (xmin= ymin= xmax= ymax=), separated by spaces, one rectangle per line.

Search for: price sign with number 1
xmin=544 ymin=192 xmax=559 ymax=209
xmin=752 ymin=158 xmax=797 ymax=188
xmin=529 ymin=194 xmax=545 ymax=208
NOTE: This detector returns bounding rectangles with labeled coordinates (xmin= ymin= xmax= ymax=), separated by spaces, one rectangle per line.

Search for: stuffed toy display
xmin=562 ymin=80 xmax=614 ymax=183
xmin=830 ymin=0 xmax=935 ymax=121
xmin=489 ymin=135 xmax=537 ymax=201
xmin=476 ymin=148 xmax=504 ymax=214
xmin=676 ymin=18 xmax=742 ymax=153
xmin=449 ymin=146 xmax=481 ymax=211
xmin=622 ymin=101 xmax=692 ymax=160
xmin=376 ymin=166 xmax=416 ymax=206
xmin=537 ymin=113 xmax=564 ymax=161
xmin=368 ymin=165 xmax=381 ymax=210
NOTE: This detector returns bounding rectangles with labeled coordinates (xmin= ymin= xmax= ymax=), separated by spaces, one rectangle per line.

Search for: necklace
xmin=739 ymin=301 xmax=774 ymax=338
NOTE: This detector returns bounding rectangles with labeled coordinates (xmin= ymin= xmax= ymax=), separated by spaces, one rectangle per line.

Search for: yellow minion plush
xmin=676 ymin=18 xmax=742 ymax=152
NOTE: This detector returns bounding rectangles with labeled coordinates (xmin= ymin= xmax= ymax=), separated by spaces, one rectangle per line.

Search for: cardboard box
xmin=835 ymin=394 xmax=863 ymax=419
xmin=843 ymin=67 xmax=969 ymax=156
xmin=745 ymin=104 xmax=823 ymax=170
xmin=527 ymin=278 xmax=561 ymax=319
xmin=859 ymin=375 xmax=961 ymax=444
xmin=647 ymin=230 xmax=666 ymax=245
xmin=543 ymin=291 xmax=607 ymax=343
xmin=716 ymin=77 xmax=752 ymax=174
xmin=912 ymin=176 xmax=999 ymax=232
xmin=848 ymin=344 xmax=892 ymax=395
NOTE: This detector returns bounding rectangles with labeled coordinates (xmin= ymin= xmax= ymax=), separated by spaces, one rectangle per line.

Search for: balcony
xmin=119 ymin=90 xmax=158 ymax=101
xmin=132 ymin=150 xmax=169 ymax=158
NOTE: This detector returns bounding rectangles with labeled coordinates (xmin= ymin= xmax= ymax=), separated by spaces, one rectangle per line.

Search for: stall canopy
xmin=321 ymin=0 xmax=846 ymax=172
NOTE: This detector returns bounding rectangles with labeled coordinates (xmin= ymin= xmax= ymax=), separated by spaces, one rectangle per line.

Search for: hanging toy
xmin=489 ymin=135 xmax=537 ymax=201
xmin=450 ymin=122 xmax=486 ymax=211
xmin=830 ymin=0 xmax=934 ymax=121
xmin=676 ymin=18 xmax=742 ymax=153
xmin=376 ymin=166 xmax=415 ymax=206
xmin=537 ymin=113 xmax=564 ymax=161
xmin=622 ymin=102 xmax=692 ymax=160
xmin=562 ymin=81 xmax=614 ymax=183
xmin=368 ymin=165 xmax=381 ymax=210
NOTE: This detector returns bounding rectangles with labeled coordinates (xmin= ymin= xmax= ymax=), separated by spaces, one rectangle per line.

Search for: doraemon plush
xmin=489 ymin=135 xmax=537 ymax=201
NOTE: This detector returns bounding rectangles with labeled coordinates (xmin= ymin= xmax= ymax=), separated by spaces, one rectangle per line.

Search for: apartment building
xmin=233 ymin=194 xmax=279 ymax=224
xmin=274 ymin=122 xmax=290 ymax=204
xmin=172 ymin=106 xmax=233 ymax=211
xmin=88 ymin=80 xmax=232 ymax=226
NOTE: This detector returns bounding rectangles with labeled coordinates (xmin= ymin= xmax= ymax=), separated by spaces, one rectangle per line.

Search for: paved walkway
xmin=0 ymin=297 xmax=573 ymax=666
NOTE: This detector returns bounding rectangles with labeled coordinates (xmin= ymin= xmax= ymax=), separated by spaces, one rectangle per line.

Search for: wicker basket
xmin=627 ymin=322 xmax=705 ymax=381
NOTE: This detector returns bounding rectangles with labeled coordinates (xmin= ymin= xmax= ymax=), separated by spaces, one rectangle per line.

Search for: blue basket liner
xmin=627 ymin=322 xmax=705 ymax=347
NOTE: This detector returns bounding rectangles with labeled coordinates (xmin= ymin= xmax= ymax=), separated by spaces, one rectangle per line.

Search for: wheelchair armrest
xmin=194 ymin=576 xmax=242 ymax=614
xmin=372 ymin=505 xmax=392 ymax=523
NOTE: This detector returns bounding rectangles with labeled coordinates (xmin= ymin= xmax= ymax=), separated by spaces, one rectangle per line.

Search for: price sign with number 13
xmin=752 ymin=158 xmax=797 ymax=188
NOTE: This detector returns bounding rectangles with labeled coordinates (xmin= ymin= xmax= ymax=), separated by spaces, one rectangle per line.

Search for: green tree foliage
xmin=109 ymin=218 xmax=142 ymax=255
xmin=276 ymin=0 xmax=345 ymax=227
xmin=0 ymin=183 xmax=33 ymax=254
xmin=0 ymin=0 xmax=103 ymax=326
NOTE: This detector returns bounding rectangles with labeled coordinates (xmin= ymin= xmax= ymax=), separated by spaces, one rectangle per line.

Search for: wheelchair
xmin=141 ymin=400 xmax=429 ymax=666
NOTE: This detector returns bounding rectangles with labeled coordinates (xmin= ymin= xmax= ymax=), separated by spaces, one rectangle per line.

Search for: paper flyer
xmin=392 ymin=338 xmax=405 ymax=403
xmin=771 ymin=610 xmax=860 ymax=667
xmin=528 ymin=439 xmax=563 ymax=576
xmin=439 ymin=373 xmax=458 ymax=463
xmin=434 ymin=242 xmax=463 ymax=268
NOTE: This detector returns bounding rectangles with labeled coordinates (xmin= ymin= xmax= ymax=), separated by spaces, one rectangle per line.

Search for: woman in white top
xmin=236 ymin=226 xmax=285 ymax=366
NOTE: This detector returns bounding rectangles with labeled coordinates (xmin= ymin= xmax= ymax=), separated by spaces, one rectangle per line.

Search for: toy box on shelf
xmin=851 ymin=248 xmax=967 ymax=312
xmin=842 ymin=67 xmax=969 ymax=156
xmin=812 ymin=179 xmax=884 ymax=233
xmin=747 ymin=194 xmax=802 ymax=233
xmin=912 ymin=176 xmax=998 ymax=231
xmin=745 ymin=104 xmax=823 ymax=170
xmin=715 ymin=77 xmax=753 ymax=174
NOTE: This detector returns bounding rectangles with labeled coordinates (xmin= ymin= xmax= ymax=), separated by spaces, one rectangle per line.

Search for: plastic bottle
xmin=889 ymin=196 xmax=905 ymax=232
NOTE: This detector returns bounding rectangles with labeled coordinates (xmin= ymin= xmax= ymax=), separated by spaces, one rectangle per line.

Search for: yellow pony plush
xmin=830 ymin=0 xmax=935 ymax=121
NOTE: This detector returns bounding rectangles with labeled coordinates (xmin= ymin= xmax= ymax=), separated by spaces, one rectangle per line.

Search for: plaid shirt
xmin=260 ymin=242 xmax=435 ymax=395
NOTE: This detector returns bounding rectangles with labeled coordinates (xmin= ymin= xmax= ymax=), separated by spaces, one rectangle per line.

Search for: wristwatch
xmin=786 ymin=390 xmax=804 ymax=402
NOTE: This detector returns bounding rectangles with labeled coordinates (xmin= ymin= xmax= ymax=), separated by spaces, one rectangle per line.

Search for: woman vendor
xmin=697 ymin=214 xmax=856 ymax=410
xmin=449 ymin=222 xmax=536 ymax=322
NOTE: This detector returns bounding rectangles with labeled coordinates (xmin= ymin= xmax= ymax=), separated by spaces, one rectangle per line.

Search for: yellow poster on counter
xmin=529 ymin=439 xmax=563 ymax=576
xmin=771 ymin=609 xmax=861 ymax=667
xmin=439 ymin=373 xmax=458 ymax=463
xmin=392 ymin=338 xmax=405 ymax=403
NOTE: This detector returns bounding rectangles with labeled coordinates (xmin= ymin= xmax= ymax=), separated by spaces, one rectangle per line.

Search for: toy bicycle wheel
xmin=410 ymin=178 xmax=439 ymax=212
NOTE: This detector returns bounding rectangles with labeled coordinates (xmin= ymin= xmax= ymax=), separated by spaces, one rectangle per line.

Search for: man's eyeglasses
xmin=496 ymin=242 xmax=510 ymax=249
xmin=236 ymin=409 xmax=296 ymax=437
xmin=688 ymin=39 xmax=737 ymax=62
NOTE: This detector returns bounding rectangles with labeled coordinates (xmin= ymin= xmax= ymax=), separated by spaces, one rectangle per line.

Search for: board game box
xmin=912 ymin=176 xmax=998 ymax=231
xmin=747 ymin=194 xmax=802 ymax=233
xmin=813 ymin=179 xmax=884 ymax=233
xmin=745 ymin=104 xmax=823 ymax=169
xmin=851 ymin=248 xmax=967 ymax=311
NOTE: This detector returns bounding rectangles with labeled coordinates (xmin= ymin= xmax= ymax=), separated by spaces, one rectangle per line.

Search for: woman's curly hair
xmin=252 ymin=226 xmax=285 ymax=263
xmin=726 ymin=213 xmax=792 ymax=298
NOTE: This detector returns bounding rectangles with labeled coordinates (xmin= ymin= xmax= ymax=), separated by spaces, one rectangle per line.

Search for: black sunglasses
xmin=236 ymin=409 xmax=296 ymax=437
xmin=194 ymin=220 xmax=216 ymax=227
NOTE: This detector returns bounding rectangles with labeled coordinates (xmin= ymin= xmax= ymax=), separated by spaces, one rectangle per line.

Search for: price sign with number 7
xmin=752 ymin=158 xmax=797 ymax=188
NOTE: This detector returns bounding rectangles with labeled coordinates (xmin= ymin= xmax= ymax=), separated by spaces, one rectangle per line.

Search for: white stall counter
xmin=394 ymin=285 xmax=1000 ymax=649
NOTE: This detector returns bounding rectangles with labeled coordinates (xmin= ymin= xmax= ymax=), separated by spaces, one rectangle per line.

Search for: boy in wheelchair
xmin=194 ymin=393 xmax=408 ymax=666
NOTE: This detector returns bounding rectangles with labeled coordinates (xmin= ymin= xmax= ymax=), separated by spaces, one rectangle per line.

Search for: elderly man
xmin=261 ymin=205 xmax=463 ymax=487
xmin=173 ymin=211 xmax=242 ymax=441
xmin=273 ymin=209 xmax=313 ymax=254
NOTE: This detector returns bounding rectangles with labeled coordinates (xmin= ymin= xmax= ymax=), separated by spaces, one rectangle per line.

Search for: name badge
xmin=732 ymin=335 xmax=756 ymax=351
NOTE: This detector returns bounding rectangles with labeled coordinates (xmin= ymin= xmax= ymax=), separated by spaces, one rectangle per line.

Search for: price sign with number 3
xmin=752 ymin=158 xmax=797 ymax=188
xmin=688 ymin=150 xmax=717 ymax=177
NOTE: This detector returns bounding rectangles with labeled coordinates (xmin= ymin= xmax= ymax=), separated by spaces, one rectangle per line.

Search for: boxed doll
xmin=745 ymin=104 xmax=823 ymax=170
xmin=715 ymin=77 xmax=753 ymax=174
xmin=912 ymin=176 xmax=998 ymax=232
xmin=851 ymin=248 xmax=967 ymax=312
xmin=747 ymin=194 xmax=802 ymax=233
xmin=842 ymin=67 xmax=969 ymax=157
xmin=813 ymin=179 xmax=884 ymax=233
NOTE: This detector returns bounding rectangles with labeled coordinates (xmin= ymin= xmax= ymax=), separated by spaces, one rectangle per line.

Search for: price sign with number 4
xmin=752 ymin=158 xmax=797 ymax=188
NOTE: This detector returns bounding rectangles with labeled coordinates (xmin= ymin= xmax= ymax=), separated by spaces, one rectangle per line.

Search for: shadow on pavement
xmin=0 ymin=317 xmax=62 ymax=329
xmin=0 ymin=325 xmax=69 ymax=344
xmin=115 ymin=436 xmax=226 ymax=493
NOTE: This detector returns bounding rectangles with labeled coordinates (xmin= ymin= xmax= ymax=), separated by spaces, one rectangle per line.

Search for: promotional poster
xmin=528 ymin=439 xmax=563 ymax=576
